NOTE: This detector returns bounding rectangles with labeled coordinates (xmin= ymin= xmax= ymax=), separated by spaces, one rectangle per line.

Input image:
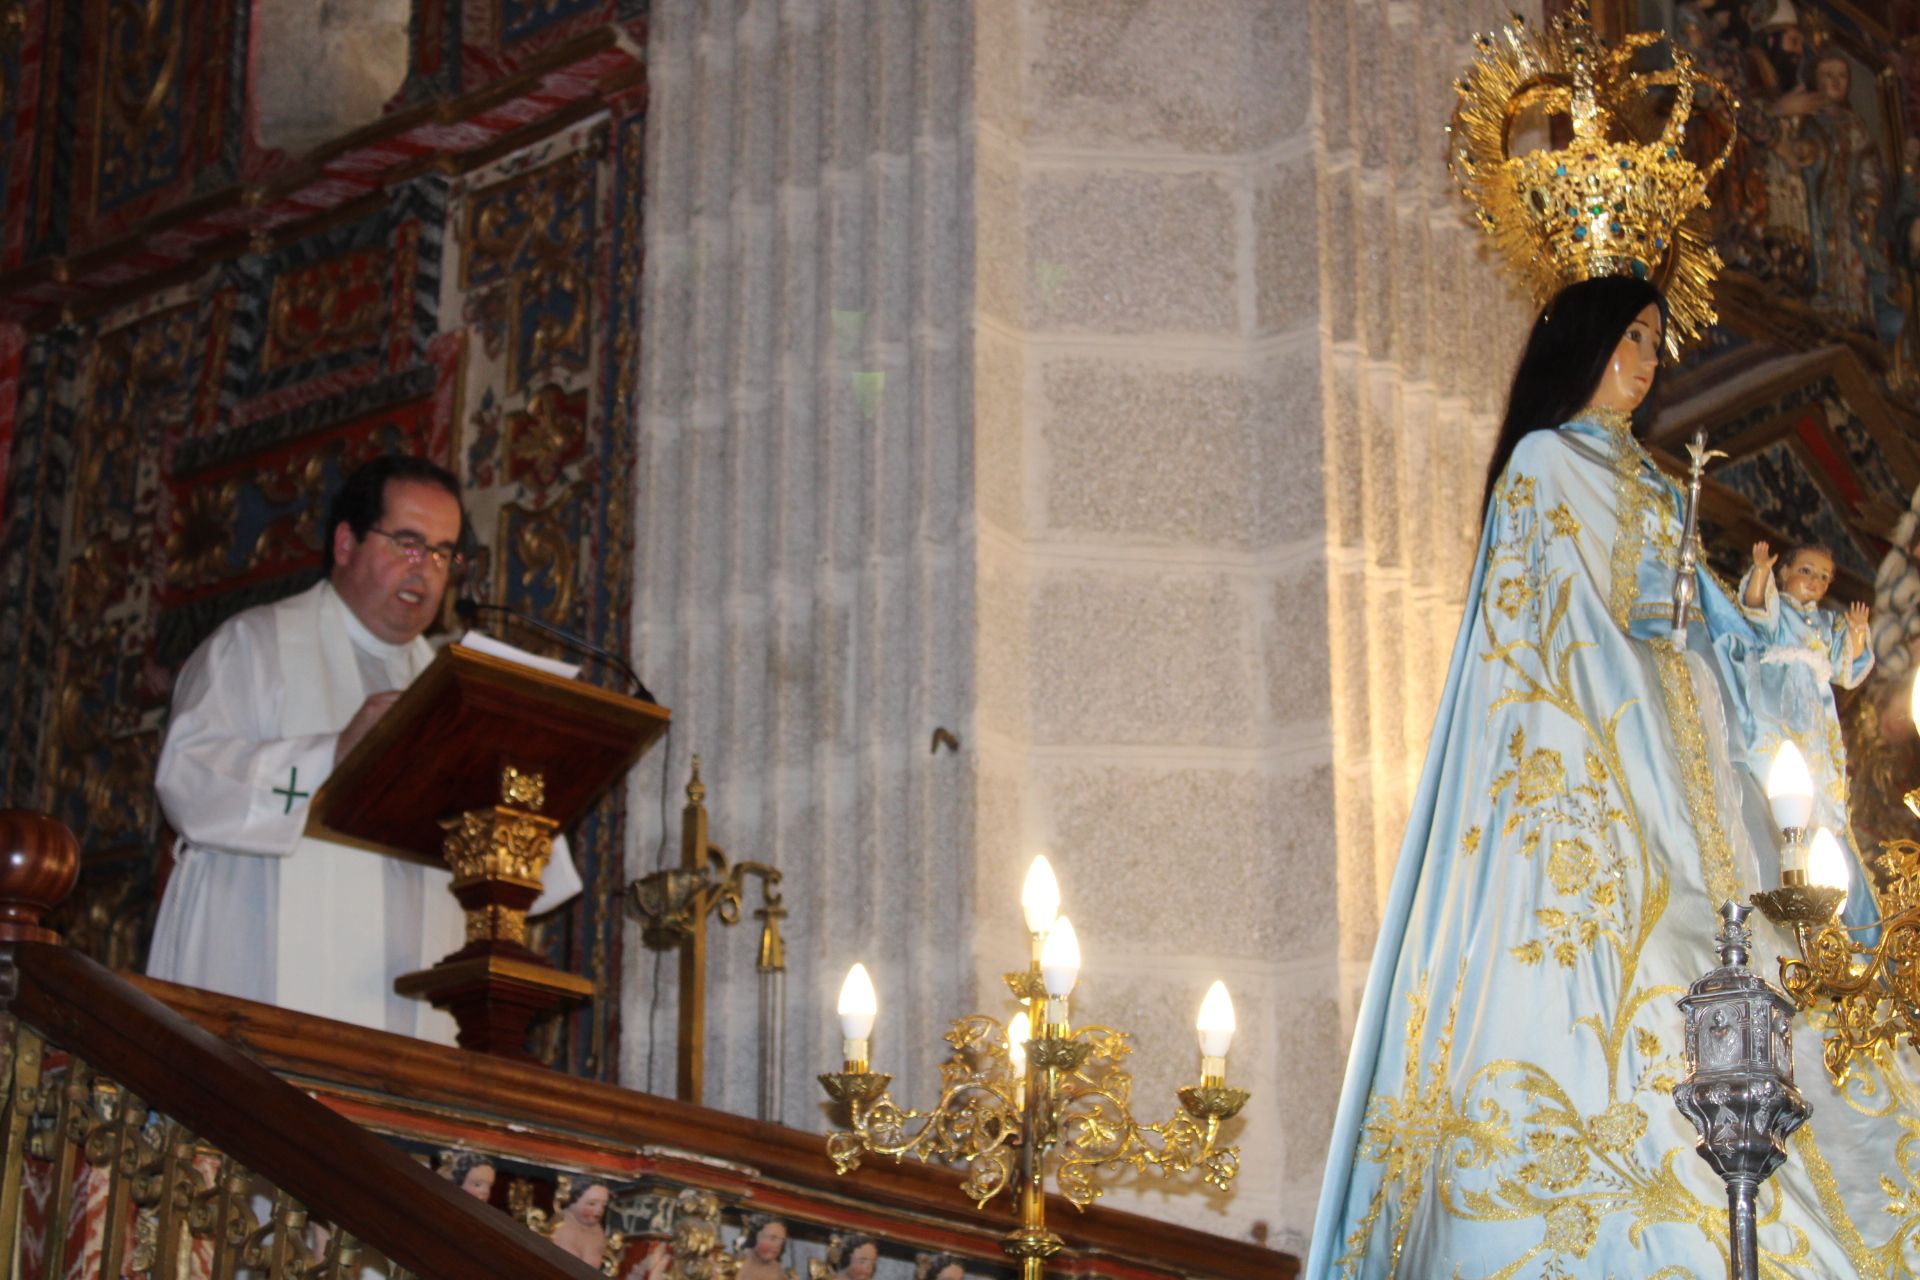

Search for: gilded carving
xmin=466 ymin=904 xmax=528 ymax=946
xmin=504 ymin=384 xmax=587 ymax=490
xmin=262 ymin=249 xmax=389 ymax=371
xmin=462 ymin=151 xmax=593 ymax=391
xmin=495 ymin=484 xmax=586 ymax=631
xmin=164 ymin=481 xmax=242 ymax=589
xmin=502 ymin=764 xmax=545 ymax=811
xmin=94 ymin=0 xmax=185 ymax=214
xmin=439 ymin=806 xmax=556 ymax=888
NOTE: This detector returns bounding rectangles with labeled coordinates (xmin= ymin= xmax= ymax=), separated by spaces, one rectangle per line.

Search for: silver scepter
xmin=1671 ymin=429 xmax=1727 ymax=646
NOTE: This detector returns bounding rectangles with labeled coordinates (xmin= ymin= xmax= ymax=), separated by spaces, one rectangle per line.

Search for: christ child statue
xmin=1735 ymin=542 xmax=1873 ymax=905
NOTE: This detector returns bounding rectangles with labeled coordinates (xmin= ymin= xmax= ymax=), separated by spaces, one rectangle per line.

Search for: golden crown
xmin=1449 ymin=6 xmax=1735 ymax=355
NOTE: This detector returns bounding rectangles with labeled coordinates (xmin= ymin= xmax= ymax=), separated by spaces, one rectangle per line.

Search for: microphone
xmin=454 ymin=597 xmax=658 ymax=704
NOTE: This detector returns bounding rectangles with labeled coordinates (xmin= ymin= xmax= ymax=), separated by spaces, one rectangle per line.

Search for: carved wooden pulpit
xmin=308 ymin=643 xmax=668 ymax=1058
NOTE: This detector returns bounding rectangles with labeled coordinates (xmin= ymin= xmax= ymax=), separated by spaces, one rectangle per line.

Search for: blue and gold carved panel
xmin=91 ymin=0 xmax=188 ymax=219
xmin=495 ymin=480 xmax=592 ymax=638
xmin=500 ymin=0 xmax=606 ymax=48
xmin=462 ymin=150 xmax=595 ymax=393
xmin=158 ymin=395 xmax=440 ymax=663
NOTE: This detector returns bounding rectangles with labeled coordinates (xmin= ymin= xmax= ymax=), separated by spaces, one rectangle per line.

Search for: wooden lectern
xmin=308 ymin=644 xmax=668 ymax=1058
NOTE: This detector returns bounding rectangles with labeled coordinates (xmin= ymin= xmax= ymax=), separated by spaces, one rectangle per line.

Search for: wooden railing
xmin=0 ymin=810 xmax=601 ymax=1280
xmin=0 ymin=809 xmax=1296 ymax=1279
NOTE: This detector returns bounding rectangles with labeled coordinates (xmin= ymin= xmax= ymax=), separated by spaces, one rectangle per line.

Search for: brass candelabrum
xmin=628 ymin=757 xmax=788 ymax=1112
xmin=817 ymin=856 xmax=1247 ymax=1280
xmin=1749 ymin=738 xmax=1916 ymax=1084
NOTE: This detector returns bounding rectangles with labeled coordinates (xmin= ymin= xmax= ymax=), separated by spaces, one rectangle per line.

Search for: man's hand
xmin=336 ymin=691 xmax=402 ymax=765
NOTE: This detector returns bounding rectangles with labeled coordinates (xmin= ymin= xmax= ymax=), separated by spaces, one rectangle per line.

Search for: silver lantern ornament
xmin=1673 ymin=900 xmax=1809 ymax=1280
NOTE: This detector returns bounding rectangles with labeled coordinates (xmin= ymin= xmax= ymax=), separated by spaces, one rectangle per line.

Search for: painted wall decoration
xmin=0 ymin=0 xmax=647 ymax=1081
xmin=1619 ymin=0 xmax=1920 ymax=385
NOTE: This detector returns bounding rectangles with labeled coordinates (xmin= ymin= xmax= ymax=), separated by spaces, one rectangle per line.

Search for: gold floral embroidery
xmin=1790 ymin=1125 xmax=1880 ymax=1276
xmin=1652 ymin=642 xmax=1740 ymax=909
xmin=1596 ymin=407 xmax=1650 ymax=631
xmin=1341 ymin=425 xmax=1883 ymax=1276
xmin=1546 ymin=502 xmax=1580 ymax=540
xmin=1495 ymin=575 xmax=1537 ymax=620
xmin=1336 ymin=968 xmax=1514 ymax=1278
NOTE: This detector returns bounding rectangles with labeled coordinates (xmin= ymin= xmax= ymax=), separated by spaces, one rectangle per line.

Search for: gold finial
xmin=1450 ymin=3 xmax=1735 ymax=354
xmin=686 ymin=754 xmax=705 ymax=806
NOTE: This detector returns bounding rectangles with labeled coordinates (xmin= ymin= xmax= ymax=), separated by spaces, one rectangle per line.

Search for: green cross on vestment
xmin=273 ymin=768 xmax=310 ymax=815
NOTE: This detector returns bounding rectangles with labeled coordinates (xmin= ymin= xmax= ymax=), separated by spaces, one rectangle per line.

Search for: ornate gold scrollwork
xmin=436 ymin=766 xmax=559 ymax=948
xmin=262 ymin=249 xmax=389 ymax=371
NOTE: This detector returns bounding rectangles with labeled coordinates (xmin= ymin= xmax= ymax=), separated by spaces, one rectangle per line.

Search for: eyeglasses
xmin=366 ymin=526 xmax=464 ymax=571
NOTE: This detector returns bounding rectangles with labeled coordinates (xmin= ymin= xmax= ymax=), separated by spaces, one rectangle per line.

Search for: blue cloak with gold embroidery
xmin=1306 ymin=413 xmax=1920 ymax=1278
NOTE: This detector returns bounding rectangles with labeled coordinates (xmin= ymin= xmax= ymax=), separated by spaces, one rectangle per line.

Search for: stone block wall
xmin=972 ymin=0 xmax=1532 ymax=1253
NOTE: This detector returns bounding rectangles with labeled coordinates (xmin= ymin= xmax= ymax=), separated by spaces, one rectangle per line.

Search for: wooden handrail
xmin=136 ymin=979 xmax=1293 ymax=1279
xmin=5 ymin=941 xmax=603 ymax=1280
xmin=0 ymin=807 xmax=600 ymax=1280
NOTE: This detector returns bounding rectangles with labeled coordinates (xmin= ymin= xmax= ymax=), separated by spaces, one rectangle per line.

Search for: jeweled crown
xmin=1449 ymin=5 xmax=1735 ymax=354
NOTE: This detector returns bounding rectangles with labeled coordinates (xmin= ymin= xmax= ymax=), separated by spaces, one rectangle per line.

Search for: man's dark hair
xmin=323 ymin=455 xmax=465 ymax=577
xmin=1481 ymin=275 xmax=1669 ymax=512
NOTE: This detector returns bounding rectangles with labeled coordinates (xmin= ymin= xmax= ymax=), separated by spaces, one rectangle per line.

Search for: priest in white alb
xmin=148 ymin=456 xmax=580 ymax=1041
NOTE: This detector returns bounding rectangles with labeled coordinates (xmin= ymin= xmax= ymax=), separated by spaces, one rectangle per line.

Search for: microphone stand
xmin=455 ymin=597 xmax=658 ymax=704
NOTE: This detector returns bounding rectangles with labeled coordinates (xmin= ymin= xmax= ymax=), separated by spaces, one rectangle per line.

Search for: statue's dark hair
xmin=1481 ymin=275 xmax=1669 ymax=512
xmin=743 ymin=1213 xmax=786 ymax=1251
xmin=323 ymin=455 xmax=465 ymax=577
xmin=1781 ymin=543 xmax=1837 ymax=569
xmin=833 ymin=1235 xmax=880 ymax=1266
xmin=916 ymin=1253 xmax=965 ymax=1280
xmin=444 ymin=1151 xmax=496 ymax=1185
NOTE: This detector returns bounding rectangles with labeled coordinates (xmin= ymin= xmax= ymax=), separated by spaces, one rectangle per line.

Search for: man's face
xmin=330 ymin=479 xmax=462 ymax=644
xmin=1780 ymin=549 xmax=1835 ymax=605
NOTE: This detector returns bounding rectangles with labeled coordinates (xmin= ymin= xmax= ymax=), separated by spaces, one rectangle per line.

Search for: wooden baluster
xmin=149 ymin=1124 xmax=199 ymax=1280
xmin=202 ymin=1156 xmax=252 ymax=1280
xmin=0 ymin=1023 xmax=43 ymax=1277
xmin=39 ymin=1061 xmax=93 ymax=1280
xmin=94 ymin=1088 xmax=145 ymax=1280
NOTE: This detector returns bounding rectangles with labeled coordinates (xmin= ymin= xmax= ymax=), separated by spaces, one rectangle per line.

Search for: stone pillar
xmin=630 ymin=0 xmax=977 ymax=1122
xmin=973 ymin=0 xmax=1530 ymax=1251
xmin=636 ymin=0 xmax=1533 ymax=1253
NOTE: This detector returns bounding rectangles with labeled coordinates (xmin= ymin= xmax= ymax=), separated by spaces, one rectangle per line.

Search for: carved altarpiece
xmin=0 ymin=0 xmax=649 ymax=1079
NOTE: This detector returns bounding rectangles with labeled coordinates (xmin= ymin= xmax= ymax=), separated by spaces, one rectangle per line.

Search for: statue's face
xmin=459 ymin=1164 xmax=496 ymax=1199
xmin=1583 ymin=303 xmax=1663 ymax=416
xmin=1816 ymin=55 xmax=1851 ymax=104
xmin=844 ymin=1243 xmax=879 ymax=1280
xmin=569 ymin=1184 xmax=609 ymax=1227
xmin=1780 ymin=549 xmax=1835 ymax=604
xmin=753 ymin=1221 xmax=787 ymax=1261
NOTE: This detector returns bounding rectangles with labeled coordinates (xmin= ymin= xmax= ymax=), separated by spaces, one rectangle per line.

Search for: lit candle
xmin=1039 ymin=916 xmax=1080 ymax=1028
xmin=838 ymin=963 xmax=877 ymax=1067
xmin=1808 ymin=827 xmax=1851 ymax=912
xmin=1021 ymin=855 xmax=1061 ymax=962
xmin=1196 ymin=980 xmax=1235 ymax=1084
xmin=1766 ymin=741 xmax=1815 ymax=838
xmin=1008 ymin=1009 xmax=1031 ymax=1110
